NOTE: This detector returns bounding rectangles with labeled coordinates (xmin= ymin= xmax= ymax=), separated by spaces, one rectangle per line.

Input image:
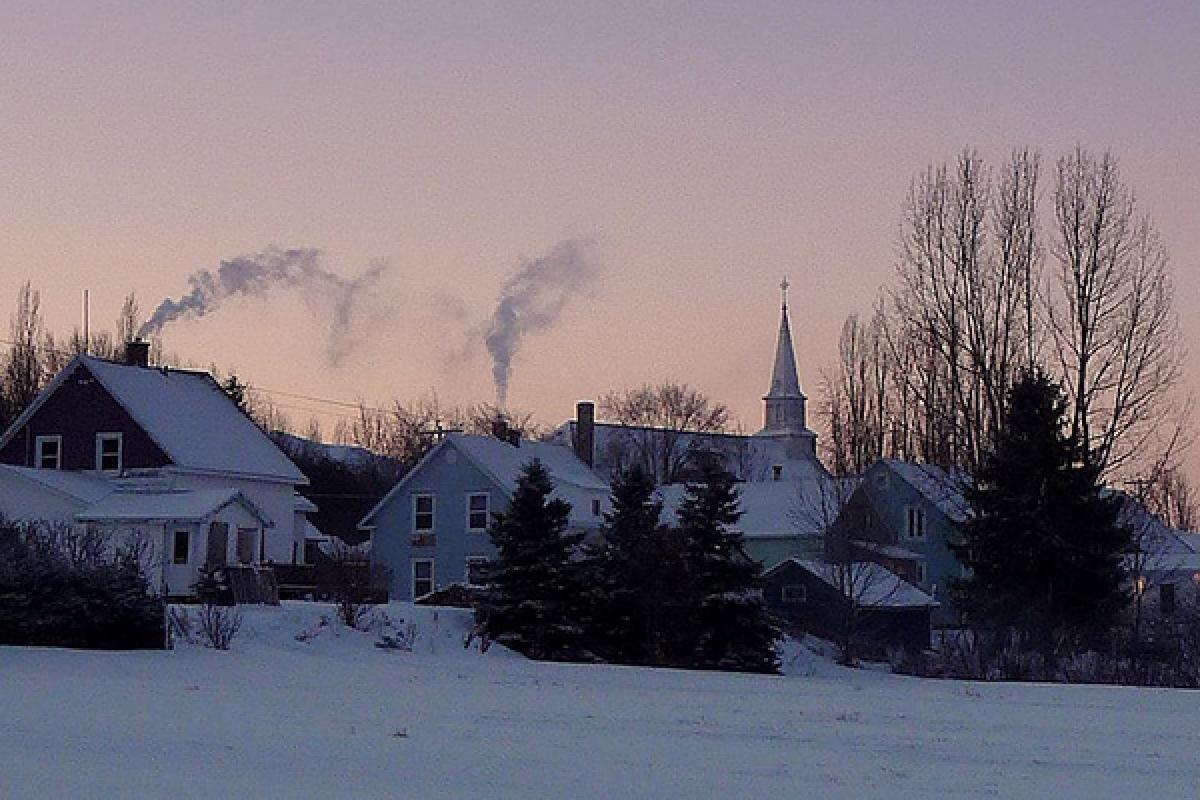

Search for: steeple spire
xmin=767 ymin=277 xmax=802 ymax=398
xmin=758 ymin=277 xmax=813 ymax=454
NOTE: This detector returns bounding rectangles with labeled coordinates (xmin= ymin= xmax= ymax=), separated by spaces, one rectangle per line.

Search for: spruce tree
xmin=675 ymin=464 xmax=779 ymax=673
xmin=955 ymin=368 xmax=1129 ymax=649
xmin=584 ymin=464 xmax=683 ymax=665
xmin=478 ymin=459 xmax=583 ymax=660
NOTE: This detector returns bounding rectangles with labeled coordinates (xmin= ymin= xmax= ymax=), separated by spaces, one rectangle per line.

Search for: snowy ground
xmin=3 ymin=603 xmax=1199 ymax=799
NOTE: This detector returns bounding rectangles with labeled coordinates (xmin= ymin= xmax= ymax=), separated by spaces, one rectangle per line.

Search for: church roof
xmin=766 ymin=296 xmax=803 ymax=399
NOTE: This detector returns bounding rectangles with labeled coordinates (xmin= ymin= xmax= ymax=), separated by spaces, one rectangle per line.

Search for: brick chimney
xmin=573 ymin=401 xmax=595 ymax=468
xmin=125 ymin=340 xmax=150 ymax=368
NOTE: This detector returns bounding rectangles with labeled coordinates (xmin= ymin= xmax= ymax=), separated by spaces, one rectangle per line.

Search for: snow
xmin=50 ymin=356 xmax=305 ymax=483
xmin=781 ymin=558 xmax=938 ymax=608
xmin=75 ymin=488 xmax=268 ymax=524
xmin=3 ymin=602 xmax=1198 ymax=799
xmin=656 ymin=478 xmax=834 ymax=539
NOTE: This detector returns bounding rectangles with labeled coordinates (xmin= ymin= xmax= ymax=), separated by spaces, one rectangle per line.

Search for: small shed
xmin=763 ymin=558 xmax=938 ymax=655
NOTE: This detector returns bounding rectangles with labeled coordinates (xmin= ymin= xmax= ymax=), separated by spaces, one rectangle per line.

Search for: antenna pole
xmin=83 ymin=289 xmax=90 ymax=354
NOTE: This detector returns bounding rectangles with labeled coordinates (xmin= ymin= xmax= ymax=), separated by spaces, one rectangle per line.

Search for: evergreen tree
xmin=675 ymin=464 xmax=779 ymax=673
xmin=955 ymin=368 xmax=1130 ymax=649
xmin=478 ymin=459 xmax=583 ymax=660
xmin=583 ymin=464 xmax=685 ymax=664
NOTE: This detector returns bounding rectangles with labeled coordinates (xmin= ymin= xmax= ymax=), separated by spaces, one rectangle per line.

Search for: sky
xmin=1 ymin=1 xmax=1197 ymax=475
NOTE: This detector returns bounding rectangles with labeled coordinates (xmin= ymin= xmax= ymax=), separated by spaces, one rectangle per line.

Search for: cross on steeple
xmin=780 ymin=276 xmax=789 ymax=309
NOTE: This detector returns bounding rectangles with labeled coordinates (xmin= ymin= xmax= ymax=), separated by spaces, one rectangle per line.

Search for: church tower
xmin=756 ymin=278 xmax=817 ymax=458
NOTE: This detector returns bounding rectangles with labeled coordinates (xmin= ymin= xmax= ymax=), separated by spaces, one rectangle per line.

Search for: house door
xmin=207 ymin=522 xmax=229 ymax=568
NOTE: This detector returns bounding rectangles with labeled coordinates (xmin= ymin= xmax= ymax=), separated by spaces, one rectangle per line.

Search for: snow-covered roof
xmin=359 ymin=434 xmax=609 ymax=529
xmin=879 ymin=460 xmax=970 ymax=523
xmin=0 ymin=355 xmax=306 ymax=485
xmin=294 ymin=493 xmax=319 ymax=513
xmin=771 ymin=558 xmax=938 ymax=609
xmin=656 ymin=474 xmax=837 ymax=539
xmin=549 ymin=421 xmax=829 ymax=484
xmin=76 ymin=488 xmax=271 ymax=525
xmin=0 ymin=465 xmax=114 ymax=505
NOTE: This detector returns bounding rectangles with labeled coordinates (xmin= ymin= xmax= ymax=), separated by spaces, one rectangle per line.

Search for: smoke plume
xmin=139 ymin=247 xmax=388 ymax=366
xmin=485 ymin=237 xmax=599 ymax=407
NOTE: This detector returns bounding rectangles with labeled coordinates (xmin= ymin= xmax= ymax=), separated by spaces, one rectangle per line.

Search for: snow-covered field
xmin=3 ymin=603 xmax=1198 ymax=799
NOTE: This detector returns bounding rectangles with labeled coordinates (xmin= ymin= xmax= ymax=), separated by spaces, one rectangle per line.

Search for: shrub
xmin=0 ymin=520 xmax=165 ymax=649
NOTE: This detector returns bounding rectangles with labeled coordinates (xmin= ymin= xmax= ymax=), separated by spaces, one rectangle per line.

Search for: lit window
xmin=412 ymin=559 xmax=434 ymax=599
xmin=35 ymin=435 xmax=62 ymax=469
xmin=95 ymin=433 xmax=122 ymax=473
xmin=905 ymin=506 xmax=926 ymax=540
xmin=413 ymin=494 xmax=434 ymax=532
xmin=467 ymin=493 xmax=489 ymax=530
xmin=781 ymin=585 xmax=806 ymax=604
xmin=466 ymin=556 xmax=489 ymax=586
xmin=172 ymin=530 xmax=190 ymax=565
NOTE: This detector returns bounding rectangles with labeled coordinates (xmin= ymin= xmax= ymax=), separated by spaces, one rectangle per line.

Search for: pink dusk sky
xmin=2 ymin=2 xmax=1197 ymax=469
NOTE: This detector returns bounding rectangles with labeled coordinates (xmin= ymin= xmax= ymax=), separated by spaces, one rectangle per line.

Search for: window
xmin=905 ymin=506 xmax=926 ymax=540
xmin=1161 ymin=583 xmax=1177 ymax=616
xmin=915 ymin=561 xmax=927 ymax=585
xmin=35 ymin=435 xmax=62 ymax=469
xmin=412 ymin=559 xmax=434 ymax=599
xmin=592 ymin=499 xmax=601 ymax=516
xmin=237 ymin=528 xmax=257 ymax=564
xmin=95 ymin=433 xmax=123 ymax=473
xmin=466 ymin=556 xmax=490 ymax=587
xmin=781 ymin=584 xmax=806 ymax=604
xmin=413 ymin=494 xmax=434 ymax=532
xmin=467 ymin=493 xmax=489 ymax=530
xmin=172 ymin=530 xmax=190 ymax=565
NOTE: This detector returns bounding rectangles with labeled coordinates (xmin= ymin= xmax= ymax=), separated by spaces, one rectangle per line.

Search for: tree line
xmin=477 ymin=459 xmax=780 ymax=673
xmin=820 ymin=146 xmax=1192 ymax=526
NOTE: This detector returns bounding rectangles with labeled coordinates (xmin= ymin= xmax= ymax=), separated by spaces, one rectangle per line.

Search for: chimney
xmin=506 ymin=428 xmax=521 ymax=447
xmin=125 ymin=340 xmax=150 ymax=368
xmin=573 ymin=401 xmax=595 ymax=468
xmin=491 ymin=414 xmax=509 ymax=443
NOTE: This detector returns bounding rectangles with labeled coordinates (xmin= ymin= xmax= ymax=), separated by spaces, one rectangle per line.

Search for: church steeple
xmin=757 ymin=278 xmax=814 ymax=457
xmin=767 ymin=278 xmax=803 ymax=398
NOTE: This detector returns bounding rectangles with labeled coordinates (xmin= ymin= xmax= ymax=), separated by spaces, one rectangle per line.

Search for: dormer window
xmin=95 ymin=433 xmax=123 ymax=473
xmin=35 ymin=435 xmax=62 ymax=469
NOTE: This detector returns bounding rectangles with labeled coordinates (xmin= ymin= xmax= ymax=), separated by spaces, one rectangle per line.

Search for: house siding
xmin=369 ymin=446 xmax=504 ymax=601
xmin=852 ymin=462 xmax=965 ymax=625
xmin=0 ymin=363 xmax=170 ymax=471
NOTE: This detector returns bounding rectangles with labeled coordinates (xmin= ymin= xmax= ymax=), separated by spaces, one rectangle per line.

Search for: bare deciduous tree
xmin=1046 ymin=147 xmax=1186 ymax=478
xmin=2 ymin=281 xmax=46 ymax=428
xmin=598 ymin=382 xmax=731 ymax=483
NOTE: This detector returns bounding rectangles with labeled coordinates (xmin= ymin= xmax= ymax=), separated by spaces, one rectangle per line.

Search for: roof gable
xmin=0 ymin=356 xmax=306 ymax=484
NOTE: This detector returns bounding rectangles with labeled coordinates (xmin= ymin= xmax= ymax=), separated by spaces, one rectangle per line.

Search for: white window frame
xmin=465 ymin=556 xmax=489 ymax=587
xmin=904 ymin=505 xmax=927 ymax=541
xmin=413 ymin=493 xmax=435 ymax=533
xmin=412 ymin=558 xmax=435 ymax=600
xmin=35 ymin=434 xmax=62 ymax=469
xmin=172 ymin=530 xmax=190 ymax=565
xmin=466 ymin=493 xmax=489 ymax=531
xmin=95 ymin=432 xmax=123 ymax=474
xmin=781 ymin=584 xmax=806 ymax=604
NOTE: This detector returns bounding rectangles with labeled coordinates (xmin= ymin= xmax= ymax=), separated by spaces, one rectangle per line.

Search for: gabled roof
xmin=767 ymin=558 xmax=939 ymax=609
xmin=76 ymin=488 xmax=272 ymax=526
xmin=878 ymin=460 xmax=970 ymax=523
xmin=359 ymin=434 xmax=608 ymax=529
xmin=0 ymin=355 xmax=306 ymax=485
